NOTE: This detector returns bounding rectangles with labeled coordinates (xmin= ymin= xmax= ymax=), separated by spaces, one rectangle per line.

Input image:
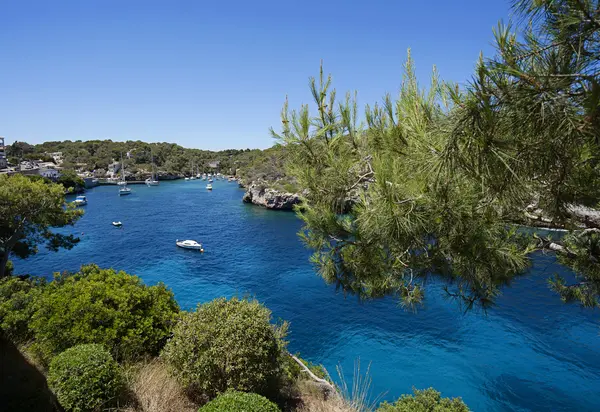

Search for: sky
xmin=0 ymin=0 xmax=512 ymax=151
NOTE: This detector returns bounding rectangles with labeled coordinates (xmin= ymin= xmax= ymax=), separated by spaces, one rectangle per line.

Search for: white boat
xmin=73 ymin=195 xmax=87 ymax=206
xmin=185 ymin=177 xmax=190 ymax=180
xmin=112 ymin=221 xmax=122 ymax=227
xmin=118 ymin=153 xmax=132 ymax=195
xmin=145 ymin=178 xmax=159 ymax=186
xmin=176 ymin=239 xmax=204 ymax=251
xmin=208 ymin=178 xmax=213 ymax=183
xmin=206 ymin=184 xmax=213 ymax=190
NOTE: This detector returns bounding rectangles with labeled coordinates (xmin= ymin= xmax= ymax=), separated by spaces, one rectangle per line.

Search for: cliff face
xmin=242 ymin=182 xmax=300 ymax=210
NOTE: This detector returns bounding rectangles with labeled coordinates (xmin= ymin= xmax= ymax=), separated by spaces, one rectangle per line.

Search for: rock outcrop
xmin=242 ymin=182 xmax=300 ymax=210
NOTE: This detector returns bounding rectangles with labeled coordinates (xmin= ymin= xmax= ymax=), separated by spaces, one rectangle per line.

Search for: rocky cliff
xmin=242 ymin=182 xmax=300 ymax=210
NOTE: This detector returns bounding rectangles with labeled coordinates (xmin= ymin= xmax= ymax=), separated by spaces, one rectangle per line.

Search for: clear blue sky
xmin=0 ymin=0 xmax=511 ymax=151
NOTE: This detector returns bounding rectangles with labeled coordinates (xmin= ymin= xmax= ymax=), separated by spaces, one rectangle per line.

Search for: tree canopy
xmin=273 ymin=0 xmax=600 ymax=309
xmin=0 ymin=174 xmax=83 ymax=278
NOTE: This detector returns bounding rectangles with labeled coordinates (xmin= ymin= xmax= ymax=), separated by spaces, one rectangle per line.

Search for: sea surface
xmin=13 ymin=180 xmax=600 ymax=411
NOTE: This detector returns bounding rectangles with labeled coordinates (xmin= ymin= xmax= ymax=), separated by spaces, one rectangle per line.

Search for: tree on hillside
xmin=57 ymin=170 xmax=85 ymax=192
xmin=0 ymin=174 xmax=83 ymax=278
xmin=273 ymin=0 xmax=600 ymax=309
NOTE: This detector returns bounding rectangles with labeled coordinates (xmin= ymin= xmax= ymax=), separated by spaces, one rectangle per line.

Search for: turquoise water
xmin=13 ymin=180 xmax=600 ymax=411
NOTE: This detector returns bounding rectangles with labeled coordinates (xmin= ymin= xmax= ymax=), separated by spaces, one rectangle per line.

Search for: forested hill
xmin=7 ymin=139 xmax=270 ymax=176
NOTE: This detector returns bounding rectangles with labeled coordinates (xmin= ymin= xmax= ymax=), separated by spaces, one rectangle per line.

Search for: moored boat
xmin=176 ymin=239 xmax=204 ymax=251
xmin=73 ymin=195 xmax=88 ymax=206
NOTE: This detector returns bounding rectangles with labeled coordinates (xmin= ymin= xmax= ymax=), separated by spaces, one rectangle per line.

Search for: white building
xmin=40 ymin=168 xmax=61 ymax=179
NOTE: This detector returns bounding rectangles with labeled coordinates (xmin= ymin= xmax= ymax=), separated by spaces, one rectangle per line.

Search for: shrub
xmin=47 ymin=344 xmax=123 ymax=412
xmin=199 ymin=391 xmax=280 ymax=412
xmin=162 ymin=297 xmax=288 ymax=399
xmin=30 ymin=264 xmax=179 ymax=363
xmin=377 ymin=388 xmax=470 ymax=412
xmin=0 ymin=276 xmax=44 ymax=343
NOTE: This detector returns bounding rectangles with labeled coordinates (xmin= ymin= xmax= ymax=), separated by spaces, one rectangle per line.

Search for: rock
xmin=242 ymin=182 xmax=300 ymax=210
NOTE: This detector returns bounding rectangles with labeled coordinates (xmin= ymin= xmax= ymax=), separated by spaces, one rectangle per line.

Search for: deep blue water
xmin=13 ymin=180 xmax=600 ymax=411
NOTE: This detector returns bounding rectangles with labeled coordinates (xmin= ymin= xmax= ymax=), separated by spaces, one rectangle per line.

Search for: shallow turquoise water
xmin=13 ymin=180 xmax=600 ymax=411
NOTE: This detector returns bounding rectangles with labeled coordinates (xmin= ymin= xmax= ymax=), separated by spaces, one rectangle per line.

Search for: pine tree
xmin=273 ymin=0 xmax=600 ymax=309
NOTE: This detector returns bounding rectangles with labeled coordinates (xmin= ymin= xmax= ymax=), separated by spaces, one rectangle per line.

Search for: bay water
xmin=13 ymin=180 xmax=600 ymax=411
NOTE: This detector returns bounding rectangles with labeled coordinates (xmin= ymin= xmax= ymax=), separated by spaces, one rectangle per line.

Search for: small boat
xmin=119 ymin=186 xmax=132 ymax=196
xmin=117 ymin=181 xmax=127 ymax=186
xmin=206 ymin=184 xmax=213 ymax=190
xmin=208 ymin=178 xmax=213 ymax=183
xmin=185 ymin=177 xmax=190 ymax=181
xmin=112 ymin=221 xmax=122 ymax=227
xmin=73 ymin=195 xmax=88 ymax=206
xmin=145 ymin=178 xmax=159 ymax=186
xmin=176 ymin=239 xmax=204 ymax=251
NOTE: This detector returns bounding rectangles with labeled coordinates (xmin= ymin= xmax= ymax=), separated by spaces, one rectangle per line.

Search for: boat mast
xmin=121 ymin=152 xmax=125 ymax=182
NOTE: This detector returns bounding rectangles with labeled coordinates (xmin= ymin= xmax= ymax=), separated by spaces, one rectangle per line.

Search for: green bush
xmin=162 ymin=297 xmax=288 ymax=398
xmin=30 ymin=264 xmax=179 ymax=363
xmin=48 ymin=344 xmax=123 ymax=412
xmin=199 ymin=390 xmax=280 ymax=412
xmin=377 ymin=388 xmax=470 ymax=412
xmin=0 ymin=276 xmax=44 ymax=343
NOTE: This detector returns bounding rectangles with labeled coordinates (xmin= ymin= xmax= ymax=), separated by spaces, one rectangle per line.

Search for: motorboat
xmin=119 ymin=186 xmax=132 ymax=196
xmin=176 ymin=239 xmax=204 ymax=251
xmin=206 ymin=184 xmax=213 ymax=190
xmin=73 ymin=195 xmax=87 ymax=206
xmin=145 ymin=178 xmax=159 ymax=186
xmin=208 ymin=178 xmax=213 ymax=183
xmin=112 ymin=221 xmax=122 ymax=227
xmin=117 ymin=181 xmax=127 ymax=186
xmin=185 ymin=177 xmax=190 ymax=181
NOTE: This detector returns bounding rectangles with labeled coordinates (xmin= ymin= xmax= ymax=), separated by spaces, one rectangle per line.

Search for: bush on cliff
xmin=0 ymin=275 xmax=45 ymax=344
xmin=29 ymin=264 xmax=179 ymax=364
xmin=48 ymin=344 xmax=123 ymax=412
xmin=162 ymin=297 xmax=289 ymax=399
xmin=199 ymin=390 xmax=280 ymax=412
xmin=377 ymin=388 xmax=470 ymax=412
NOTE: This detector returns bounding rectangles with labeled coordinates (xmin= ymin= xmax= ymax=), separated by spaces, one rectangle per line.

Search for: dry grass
xmin=119 ymin=359 xmax=198 ymax=412
xmin=295 ymin=380 xmax=356 ymax=412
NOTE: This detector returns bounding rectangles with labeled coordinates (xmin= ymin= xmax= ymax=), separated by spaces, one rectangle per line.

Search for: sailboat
xmin=145 ymin=149 xmax=159 ymax=186
xmin=118 ymin=153 xmax=132 ymax=196
xmin=189 ymin=159 xmax=196 ymax=180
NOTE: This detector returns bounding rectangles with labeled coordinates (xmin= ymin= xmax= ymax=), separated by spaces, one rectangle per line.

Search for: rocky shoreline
xmin=241 ymin=182 xmax=300 ymax=211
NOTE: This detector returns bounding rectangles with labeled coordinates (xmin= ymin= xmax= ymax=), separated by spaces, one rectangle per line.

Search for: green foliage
xmin=57 ymin=170 xmax=85 ymax=192
xmin=48 ymin=344 xmax=123 ymax=412
xmin=377 ymin=388 xmax=469 ymax=412
xmin=273 ymin=57 xmax=534 ymax=310
xmin=550 ymin=229 xmax=600 ymax=308
xmin=199 ymin=390 xmax=280 ymax=412
xmin=162 ymin=297 xmax=288 ymax=399
xmin=0 ymin=276 xmax=44 ymax=343
xmin=0 ymin=174 xmax=83 ymax=278
xmin=273 ymin=0 xmax=600 ymax=309
xmin=236 ymin=145 xmax=294 ymax=187
xmin=31 ymin=139 xmax=257 ymax=176
xmin=29 ymin=264 xmax=179 ymax=364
